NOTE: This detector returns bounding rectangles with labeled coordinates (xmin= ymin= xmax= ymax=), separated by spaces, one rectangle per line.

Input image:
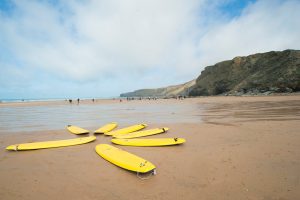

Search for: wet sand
xmin=0 ymin=95 xmax=300 ymax=200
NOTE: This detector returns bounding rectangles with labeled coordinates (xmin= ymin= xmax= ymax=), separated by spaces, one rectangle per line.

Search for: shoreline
xmin=1 ymin=92 xmax=299 ymax=107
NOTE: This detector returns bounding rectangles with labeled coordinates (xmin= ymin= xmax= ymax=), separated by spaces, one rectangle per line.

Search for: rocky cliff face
xmin=120 ymin=49 xmax=300 ymax=97
xmin=189 ymin=49 xmax=300 ymax=96
xmin=120 ymin=79 xmax=196 ymax=97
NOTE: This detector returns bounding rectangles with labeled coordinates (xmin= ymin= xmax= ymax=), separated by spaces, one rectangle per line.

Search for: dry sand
xmin=0 ymin=95 xmax=299 ymax=200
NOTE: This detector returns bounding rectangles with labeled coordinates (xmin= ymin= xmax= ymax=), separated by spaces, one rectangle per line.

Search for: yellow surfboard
xmin=6 ymin=136 xmax=96 ymax=151
xmin=94 ymin=122 xmax=117 ymax=134
xmin=113 ymin=127 xmax=169 ymax=139
xmin=95 ymin=144 xmax=156 ymax=173
xmin=104 ymin=124 xmax=147 ymax=136
xmin=111 ymin=138 xmax=186 ymax=147
xmin=66 ymin=125 xmax=89 ymax=135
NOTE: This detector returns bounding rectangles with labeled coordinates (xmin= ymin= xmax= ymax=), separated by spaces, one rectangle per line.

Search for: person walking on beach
xmin=77 ymin=98 xmax=80 ymax=104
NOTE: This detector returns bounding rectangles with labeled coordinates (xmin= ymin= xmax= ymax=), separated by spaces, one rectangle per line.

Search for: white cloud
xmin=0 ymin=0 xmax=300 ymax=98
xmin=1 ymin=0 xmax=205 ymax=82
xmin=197 ymin=0 xmax=300 ymax=67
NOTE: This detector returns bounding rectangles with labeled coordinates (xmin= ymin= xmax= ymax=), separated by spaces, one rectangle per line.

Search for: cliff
xmin=120 ymin=79 xmax=196 ymax=98
xmin=189 ymin=49 xmax=300 ymax=96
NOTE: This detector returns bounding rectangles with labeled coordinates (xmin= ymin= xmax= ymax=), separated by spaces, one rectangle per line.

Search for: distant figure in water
xmin=77 ymin=98 xmax=80 ymax=104
xmin=69 ymin=99 xmax=72 ymax=103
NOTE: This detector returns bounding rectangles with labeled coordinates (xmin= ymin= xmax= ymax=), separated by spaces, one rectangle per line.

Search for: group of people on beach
xmin=67 ymin=98 xmax=95 ymax=104
xmin=123 ymin=96 xmax=186 ymax=101
xmin=126 ymin=97 xmax=158 ymax=101
xmin=65 ymin=95 xmax=187 ymax=104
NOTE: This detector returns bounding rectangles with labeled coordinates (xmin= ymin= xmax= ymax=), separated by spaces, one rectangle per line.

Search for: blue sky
xmin=1 ymin=0 xmax=300 ymax=99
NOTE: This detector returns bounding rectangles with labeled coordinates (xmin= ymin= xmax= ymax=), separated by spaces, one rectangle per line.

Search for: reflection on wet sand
xmin=201 ymin=99 xmax=300 ymax=123
xmin=0 ymin=99 xmax=201 ymax=133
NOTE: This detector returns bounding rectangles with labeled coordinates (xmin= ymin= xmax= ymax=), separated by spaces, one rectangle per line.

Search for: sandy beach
xmin=0 ymin=95 xmax=299 ymax=200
